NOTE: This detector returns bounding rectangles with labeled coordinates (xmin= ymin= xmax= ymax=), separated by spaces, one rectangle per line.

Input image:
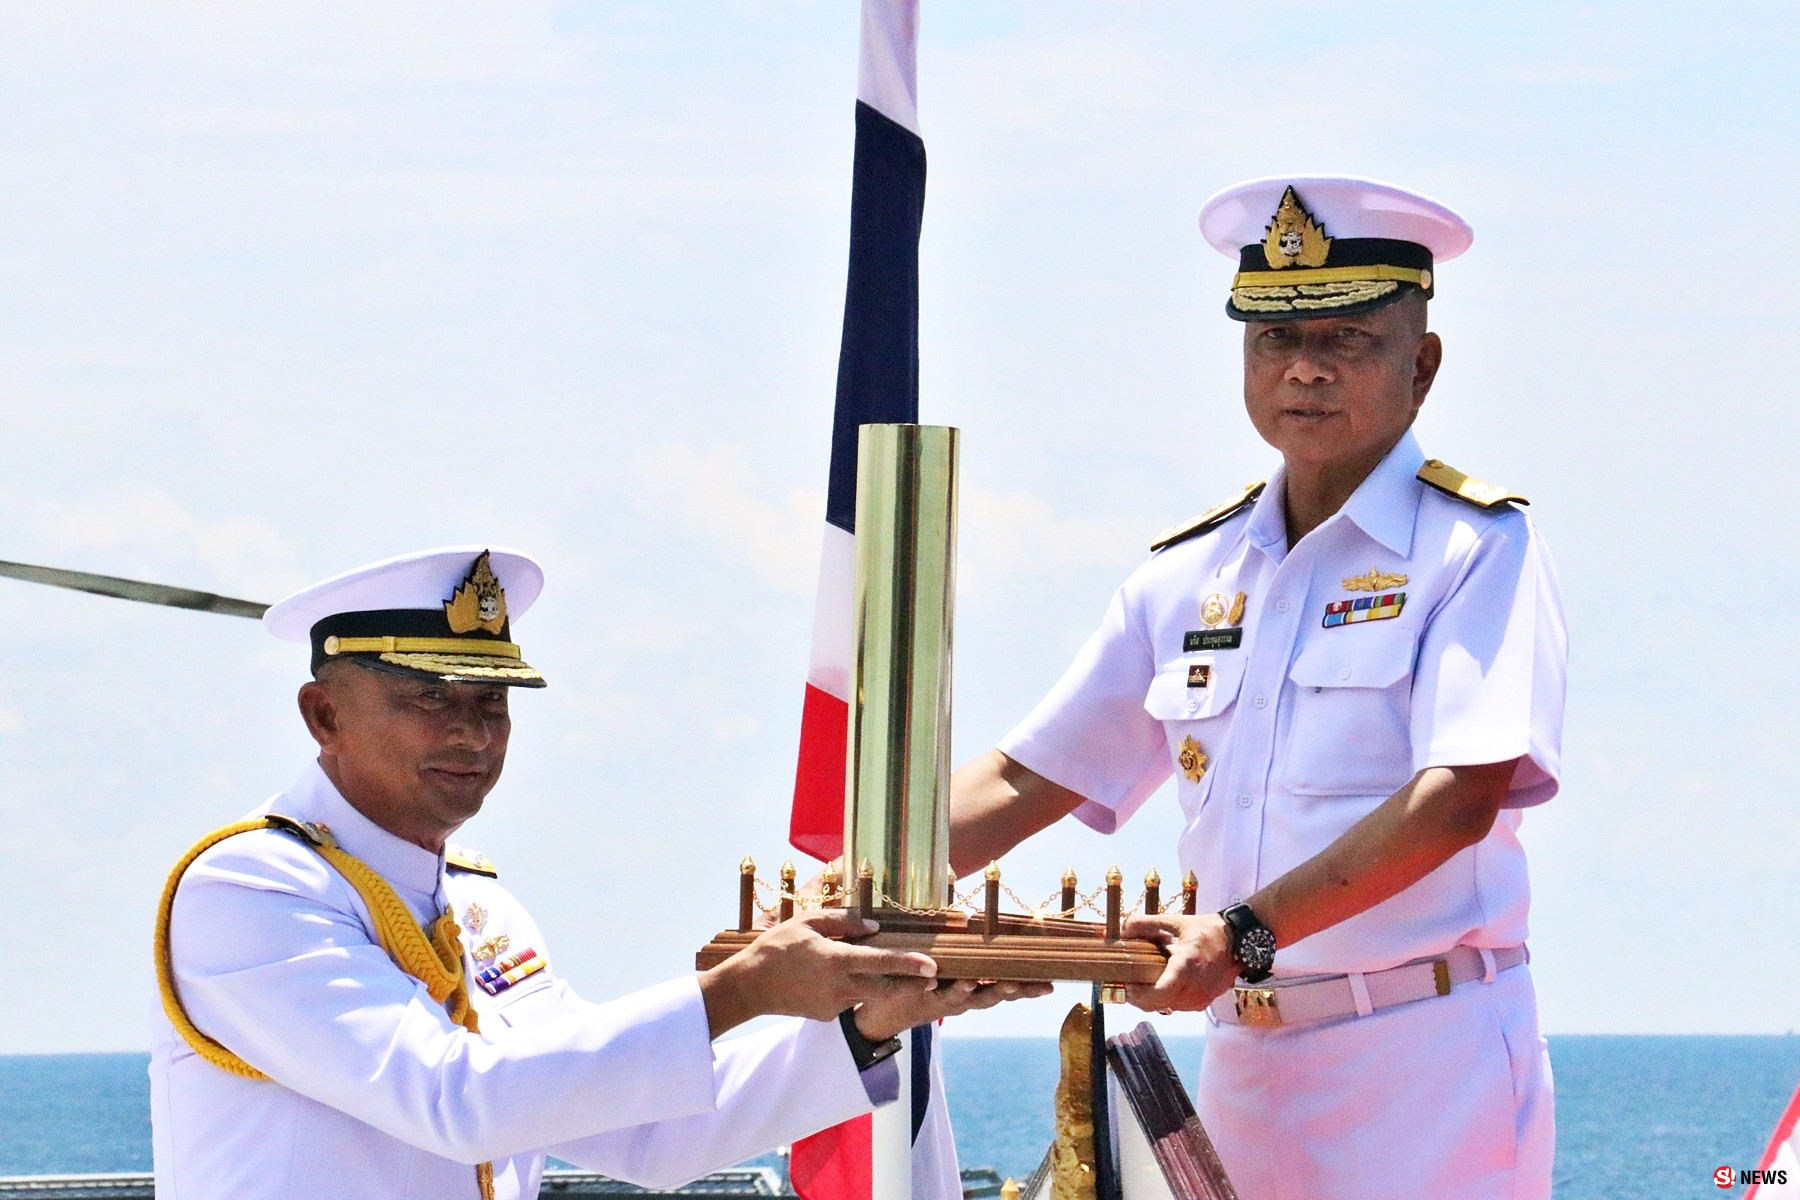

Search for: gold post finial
xmin=1106 ymin=865 xmax=1123 ymax=886
xmin=1062 ymin=867 xmax=1077 ymax=886
xmin=1145 ymin=867 xmax=1161 ymax=887
xmin=778 ymin=860 xmax=797 ymax=923
xmin=740 ymin=856 xmax=755 ymax=874
xmin=984 ymin=860 xmax=1002 ymax=882
xmin=1001 ymin=1180 xmax=1019 ymax=1200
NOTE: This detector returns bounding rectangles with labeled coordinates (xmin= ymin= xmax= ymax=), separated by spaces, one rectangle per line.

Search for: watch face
xmin=1239 ymin=925 xmax=1277 ymax=972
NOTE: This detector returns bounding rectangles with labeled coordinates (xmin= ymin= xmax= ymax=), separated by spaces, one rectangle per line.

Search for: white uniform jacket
xmin=150 ymin=762 xmax=892 ymax=1200
xmin=999 ymin=430 xmax=1567 ymax=975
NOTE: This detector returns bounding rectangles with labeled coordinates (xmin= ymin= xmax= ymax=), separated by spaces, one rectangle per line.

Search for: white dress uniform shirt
xmin=998 ymin=429 xmax=1567 ymax=975
xmin=997 ymin=430 xmax=1566 ymax=1200
xmin=150 ymin=761 xmax=895 ymax=1200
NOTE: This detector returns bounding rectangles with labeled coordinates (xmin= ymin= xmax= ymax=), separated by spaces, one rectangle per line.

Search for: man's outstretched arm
xmin=948 ymin=749 xmax=1088 ymax=878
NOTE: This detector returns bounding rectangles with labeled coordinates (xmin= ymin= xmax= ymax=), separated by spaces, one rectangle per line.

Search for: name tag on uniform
xmin=1185 ymin=628 xmax=1243 ymax=652
xmin=1187 ymin=663 xmax=1212 ymax=689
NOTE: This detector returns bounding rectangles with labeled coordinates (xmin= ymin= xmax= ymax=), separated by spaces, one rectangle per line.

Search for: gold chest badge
xmin=1177 ymin=736 xmax=1209 ymax=784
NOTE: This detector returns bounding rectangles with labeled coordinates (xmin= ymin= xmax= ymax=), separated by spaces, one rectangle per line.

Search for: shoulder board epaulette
xmin=446 ymin=845 xmax=498 ymax=878
xmin=1416 ymin=459 xmax=1528 ymax=509
xmin=264 ymin=814 xmax=339 ymax=849
xmin=1150 ymin=482 xmax=1266 ymax=552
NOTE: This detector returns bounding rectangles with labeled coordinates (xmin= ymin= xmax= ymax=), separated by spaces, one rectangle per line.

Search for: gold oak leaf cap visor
xmin=263 ymin=546 xmax=548 ymax=688
xmin=1198 ymin=174 xmax=1473 ymax=321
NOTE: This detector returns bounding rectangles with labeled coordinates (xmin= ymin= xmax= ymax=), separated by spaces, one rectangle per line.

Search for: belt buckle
xmin=1234 ymin=986 xmax=1282 ymax=1028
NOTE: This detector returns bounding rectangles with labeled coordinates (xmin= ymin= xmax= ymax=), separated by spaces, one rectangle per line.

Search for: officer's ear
xmin=1411 ymin=331 xmax=1442 ymax=410
xmin=298 ymin=678 xmax=342 ymax=749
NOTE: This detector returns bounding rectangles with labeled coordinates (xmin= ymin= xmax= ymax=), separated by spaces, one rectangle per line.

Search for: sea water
xmin=3 ymin=1036 xmax=1796 ymax=1199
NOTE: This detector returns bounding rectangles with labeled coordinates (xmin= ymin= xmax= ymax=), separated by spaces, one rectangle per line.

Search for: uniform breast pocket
xmin=1282 ymin=629 xmax=1417 ymax=797
xmin=1144 ymin=655 xmax=1245 ymax=813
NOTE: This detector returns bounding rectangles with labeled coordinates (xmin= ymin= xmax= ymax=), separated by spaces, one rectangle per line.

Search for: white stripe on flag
xmin=806 ymin=523 xmax=856 ymax=701
xmin=857 ymin=0 xmax=919 ymax=133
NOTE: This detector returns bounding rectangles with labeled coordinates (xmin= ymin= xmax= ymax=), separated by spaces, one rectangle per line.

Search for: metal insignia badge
xmin=1187 ymin=663 xmax=1212 ymax=689
xmin=1341 ymin=568 xmax=1408 ymax=592
xmin=1177 ymin=736 xmax=1209 ymax=783
xmin=1227 ymin=591 xmax=1247 ymax=626
xmin=1262 ymin=186 xmax=1331 ymax=270
xmin=474 ymin=934 xmax=511 ymax=965
xmin=444 ymin=550 xmax=508 ymax=635
xmin=1200 ymin=593 xmax=1228 ymax=628
xmin=461 ymin=903 xmax=487 ymax=935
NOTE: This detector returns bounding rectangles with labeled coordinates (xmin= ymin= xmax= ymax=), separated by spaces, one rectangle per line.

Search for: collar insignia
xmin=444 ymin=551 xmax=507 ymax=635
xmin=1262 ymin=186 xmax=1332 ymax=269
xmin=1341 ymin=569 xmax=1408 ymax=592
xmin=461 ymin=903 xmax=487 ymax=935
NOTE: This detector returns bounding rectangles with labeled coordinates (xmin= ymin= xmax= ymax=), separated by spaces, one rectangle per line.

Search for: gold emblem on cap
xmin=1262 ymin=186 xmax=1331 ymax=270
xmin=1342 ymin=568 xmax=1409 ymax=592
xmin=1200 ymin=593 xmax=1228 ymax=628
xmin=1177 ymin=736 xmax=1209 ymax=784
xmin=445 ymin=550 xmax=507 ymax=635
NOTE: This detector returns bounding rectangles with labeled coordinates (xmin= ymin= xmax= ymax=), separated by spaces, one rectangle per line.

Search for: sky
xmin=1 ymin=2 xmax=1796 ymax=1053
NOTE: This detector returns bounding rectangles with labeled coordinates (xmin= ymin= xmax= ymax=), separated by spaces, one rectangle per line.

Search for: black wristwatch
xmin=839 ymin=1009 xmax=903 ymax=1072
xmin=1219 ymin=903 xmax=1277 ymax=984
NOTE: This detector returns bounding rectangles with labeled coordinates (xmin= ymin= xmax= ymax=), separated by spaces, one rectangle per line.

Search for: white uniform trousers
xmin=1196 ymin=964 xmax=1553 ymax=1200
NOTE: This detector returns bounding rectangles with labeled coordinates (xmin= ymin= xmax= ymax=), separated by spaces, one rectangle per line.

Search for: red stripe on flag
xmin=790 ymin=684 xmax=850 ymax=862
xmin=792 ymin=1112 xmax=871 ymax=1200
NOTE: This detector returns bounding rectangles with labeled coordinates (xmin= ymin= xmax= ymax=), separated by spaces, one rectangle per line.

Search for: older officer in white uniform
xmin=153 ymin=546 xmax=1044 ymax=1200
xmin=949 ymin=177 xmax=1566 ymax=1200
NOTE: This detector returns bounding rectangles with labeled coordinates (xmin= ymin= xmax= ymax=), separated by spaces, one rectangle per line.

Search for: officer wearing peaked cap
xmin=950 ymin=177 xmax=1566 ymax=1200
xmin=152 ymin=546 xmax=1045 ymax=1200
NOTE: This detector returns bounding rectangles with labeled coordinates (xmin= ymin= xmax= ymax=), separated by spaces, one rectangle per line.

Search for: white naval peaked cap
xmin=264 ymin=546 xmax=547 ymax=687
xmin=1198 ymin=175 xmax=1473 ymax=320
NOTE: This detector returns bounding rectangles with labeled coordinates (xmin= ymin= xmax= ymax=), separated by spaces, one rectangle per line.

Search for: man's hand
xmin=1120 ymin=913 xmax=1240 ymax=1013
xmin=853 ymin=977 xmax=1055 ymax=1042
xmin=699 ymin=911 xmax=938 ymax=1039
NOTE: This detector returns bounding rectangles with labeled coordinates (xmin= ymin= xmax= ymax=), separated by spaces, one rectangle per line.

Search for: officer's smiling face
xmin=300 ymin=661 xmax=512 ymax=852
xmin=1241 ymin=295 xmax=1441 ymax=484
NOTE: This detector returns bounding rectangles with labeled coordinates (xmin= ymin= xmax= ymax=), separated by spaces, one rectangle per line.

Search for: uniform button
xmin=1276 ymin=599 xmax=1291 ymax=613
xmin=1253 ymin=694 xmax=1268 ymax=709
xmin=1236 ymin=794 xmax=1252 ymax=808
xmin=1339 ymin=668 xmax=1352 ymax=681
xmin=1186 ymin=699 xmax=1200 ymax=714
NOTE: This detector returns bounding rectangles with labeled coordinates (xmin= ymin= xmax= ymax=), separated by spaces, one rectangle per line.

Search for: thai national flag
xmin=787 ymin=5 xmax=958 ymax=1200
xmin=789 ymin=0 xmax=925 ymax=865
xmin=1745 ymin=1079 xmax=1800 ymax=1197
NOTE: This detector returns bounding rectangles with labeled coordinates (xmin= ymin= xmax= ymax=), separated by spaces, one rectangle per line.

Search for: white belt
xmin=1210 ymin=944 xmax=1528 ymax=1030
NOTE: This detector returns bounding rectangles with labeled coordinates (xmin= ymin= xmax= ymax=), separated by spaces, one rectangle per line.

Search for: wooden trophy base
xmin=696 ymin=907 xmax=1168 ymax=986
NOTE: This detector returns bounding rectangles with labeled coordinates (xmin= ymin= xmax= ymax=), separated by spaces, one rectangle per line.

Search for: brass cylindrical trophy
xmin=846 ymin=423 xmax=957 ymax=911
xmin=697 ymin=423 xmax=1165 ymax=988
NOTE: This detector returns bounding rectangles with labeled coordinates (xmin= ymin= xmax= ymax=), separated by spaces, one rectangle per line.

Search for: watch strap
xmin=838 ymin=1008 xmax=903 ymax=1072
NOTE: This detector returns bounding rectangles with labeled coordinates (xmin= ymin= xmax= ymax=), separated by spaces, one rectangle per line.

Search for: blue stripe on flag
xmin=910 ymin=1020 xmax=933 ymax=1142
xmin=823 ymin=98 xmax=927 ymax=534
